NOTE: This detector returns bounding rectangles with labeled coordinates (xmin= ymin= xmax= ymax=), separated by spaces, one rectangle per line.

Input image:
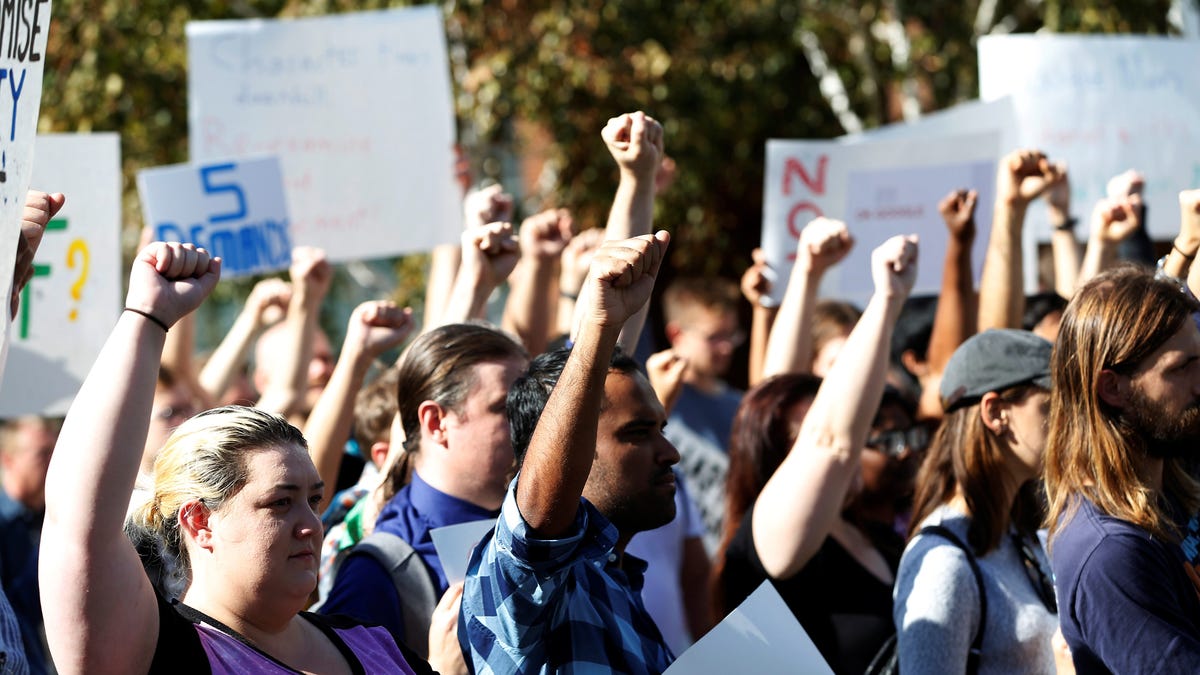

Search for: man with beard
xmin=1045 ymin=264 xmax=1200 ymax=673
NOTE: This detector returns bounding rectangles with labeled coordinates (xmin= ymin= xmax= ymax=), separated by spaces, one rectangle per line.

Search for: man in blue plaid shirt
xmin=460 ymin=220 xmax=678 ymax=673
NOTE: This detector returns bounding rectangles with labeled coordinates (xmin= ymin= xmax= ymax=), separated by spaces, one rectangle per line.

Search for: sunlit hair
xmin=125 ymin=405 xmax=307 ymax=597
xmin=1045 ymin=265 xmax=1200 ymax=544
xmin=661 ymin=277 xmax=740 ymax=325
xmin=382 ymin=323 xmax=527 ymax=501
xmin=710 ymin=373 xmax=822 ymax=618
xmin=353 ymin=366 xmax=399 ymax=457
xmin=908 ymin=384 xmax=1045 ymax=556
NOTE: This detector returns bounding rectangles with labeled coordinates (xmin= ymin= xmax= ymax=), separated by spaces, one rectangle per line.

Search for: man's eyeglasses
xmin=865 ymin=426 xmax=930 ymax=457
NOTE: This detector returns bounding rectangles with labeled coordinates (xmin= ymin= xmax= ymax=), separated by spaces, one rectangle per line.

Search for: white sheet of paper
xmin=0 ymin=133 xmax=122 ymax=416
xmin=187 ymin=6 xmax=461 ymax=263
xmin=665 ymin=581 xmax=833 ymax=675
xmin=429 ymin=518 xmax=496 ymax=586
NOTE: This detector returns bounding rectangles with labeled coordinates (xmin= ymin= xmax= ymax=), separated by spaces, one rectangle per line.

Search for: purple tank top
xmin=195 ymin=621 xmax=419 ymax=674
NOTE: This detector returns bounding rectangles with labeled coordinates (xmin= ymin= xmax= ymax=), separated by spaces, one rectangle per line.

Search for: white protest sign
xmin=665 ymin=581 xmax=833 ymax=675
xmin=762 ymin=132 xmax=1000 ymax=304
xmin=187 ymin=6 xmax=461 ymax=263
xmin=430 ymin=518 xmax=496 ymax=586
xmin=980 ymin=35 xmax=1200 ymax=240
xmin=0 ymin=133 xmax=121 ymax=417
xmin=0 ymin=0 xmax=52 ymax=387
xmin=138 ymin=156 xmax=291 ymax=279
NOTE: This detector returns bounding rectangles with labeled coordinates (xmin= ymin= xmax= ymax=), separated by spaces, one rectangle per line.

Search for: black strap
xmin=918 ymin=525 xmax=987 ymax=674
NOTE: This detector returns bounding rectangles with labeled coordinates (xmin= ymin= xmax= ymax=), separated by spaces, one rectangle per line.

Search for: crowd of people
xmin=1 ymin=108 xmax=1199 ymax=675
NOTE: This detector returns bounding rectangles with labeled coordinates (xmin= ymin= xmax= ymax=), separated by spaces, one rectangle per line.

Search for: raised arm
xmin=1171 ymin=190 xmax=1200 ymax=297
xmin=198 ymin=277 xmax=290 ymax=402
xmin=518 ymin=231 xmax=670 ymax=537
xmin=920 ymin=189 xmax=978 ymax=421
xmin=1045 ymin=166 xmax=1082 ymax=298
xmin=557 ymin=227 xmax=604 ymax=338
xmin=255 ymin=247 xmax=332 ymax=421
xmin=305 ymin=301 xmax=413 ymax=507
xmin=573 ymin=112 xmax=662 ymax=353
xmin=752 ymin=235 xmax=917 ymax=579
xmin=1076 ymin=197 xmax=1140 ymax=288
xmin=440 ymin=221 xmax=519 ymax=326
xmin=741 ymin=247 xmax=776 ymax=387
xmin=762 ymin=217 xmax=853 ymax=379
xmin=41 ymin=243 xmax=219 ymax=675
xmin=979 ymin=150 xmax=1060 ymax=331
xmin=427 ymin=186 xmax=515 ymax=331
xmin=502 ymin=209 xmax=574 ymax=355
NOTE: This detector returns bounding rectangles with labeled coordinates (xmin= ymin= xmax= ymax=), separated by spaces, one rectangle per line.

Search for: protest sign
xmin=187 ymin=6 xmax=461 ymax=263
xmin=762 ymin=132 xmax=1000 ymax=304
xmin=980 ymin=35 xmax=1200 ymax=240
xmin=430 ymin=519 xmax=496 ymax=586
xmin=665 ymin=581 xmax=833 ymax=675
xmin=0 ymin=133 xmax=121 ymax=416
xmin=0 ymin=0 xmax=52 ymax=386
xmin=138 ymin=156 xmax=292 ymax=279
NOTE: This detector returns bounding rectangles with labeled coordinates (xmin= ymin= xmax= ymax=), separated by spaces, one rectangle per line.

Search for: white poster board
xmin=187 ymin=6 xmax=461 ymax=263
xmin=0 ymin=133 xmax=121 ymax=417
xmin=665 ymin=581 xmax=833 ymax=675
xmin=762 ymin=132 xmax=1000 ymax=304
xmin=0 ymin=0 xmax=52 ymax=387
xmin=430 ymin=518 xmax=495 ymax=586
xmin=980 ymin=35 xmax=1200 ymax=240
xmin=137 ymin=156 xmax=291 ymax=278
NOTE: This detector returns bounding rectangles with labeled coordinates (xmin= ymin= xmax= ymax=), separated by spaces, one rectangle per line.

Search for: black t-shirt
xmin=721 ymin=504 xmax=902 ymax=675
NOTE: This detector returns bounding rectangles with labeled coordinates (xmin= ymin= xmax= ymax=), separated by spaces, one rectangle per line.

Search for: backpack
xmin=318 ymin=531 xmax=440 ymax=660
xmin=864 ymin=524 xmax=988 ymax=675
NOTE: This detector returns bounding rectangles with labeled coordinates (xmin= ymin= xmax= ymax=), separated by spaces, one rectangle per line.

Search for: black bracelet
xmin=124 ymin=307 xmax=169 ymax=333
xmin=1053 ymin=217 xmax=1078 ymax=232
xmin=1173 ymin=242 xmax=1197 ymax=261
xmin=560 ymin=290 xmax=579 ymax=301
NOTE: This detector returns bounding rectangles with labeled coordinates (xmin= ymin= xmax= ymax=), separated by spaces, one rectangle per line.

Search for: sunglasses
xmin=865 ymin=426 xmax=930 ymax=457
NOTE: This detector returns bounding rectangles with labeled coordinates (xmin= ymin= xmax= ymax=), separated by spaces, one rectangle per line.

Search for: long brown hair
xmin=1045 ymin=266 xmax=1200 ymax=544
xmin=908 ymin=384 xmax=1045 ymax=555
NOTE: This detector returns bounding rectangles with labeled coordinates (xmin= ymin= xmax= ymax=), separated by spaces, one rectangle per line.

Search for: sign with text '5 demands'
xmin=137 ymin=156 xmax=292 ymax=279
xmin=0 ymin=0 xmax=52 ymax=387
xmin=0 ymin=133 xmax=121 ymax=417
xmin=187 ymin=6 xmax=461 ymax=263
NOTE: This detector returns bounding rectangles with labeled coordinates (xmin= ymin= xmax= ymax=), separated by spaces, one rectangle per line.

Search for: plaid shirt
xmin=460 ymin=479 xmax=675 ymax=674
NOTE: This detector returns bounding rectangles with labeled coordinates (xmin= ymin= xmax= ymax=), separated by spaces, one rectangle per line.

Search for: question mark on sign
xmin=66 ymin=239 xmax=88 ymax=321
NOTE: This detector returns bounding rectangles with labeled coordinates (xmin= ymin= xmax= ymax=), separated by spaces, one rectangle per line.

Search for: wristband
xmin=124 ymin=307 xmax=169 ymax=333
xmin=1173 ymin=242 xmax=1197 ymax=261
xmin=560 ymin=290 xmax=579 ymax=301
xmin=1053 ymin=217 xmax=1077 ymax=232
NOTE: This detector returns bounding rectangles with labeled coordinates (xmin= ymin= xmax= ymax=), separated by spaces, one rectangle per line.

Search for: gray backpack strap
xmin=349 ymin=532 xmax=440 ymax=661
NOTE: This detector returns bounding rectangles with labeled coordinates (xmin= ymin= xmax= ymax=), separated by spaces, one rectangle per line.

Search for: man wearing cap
xmin=1045 ymin=265 xmax=1200 ymax=672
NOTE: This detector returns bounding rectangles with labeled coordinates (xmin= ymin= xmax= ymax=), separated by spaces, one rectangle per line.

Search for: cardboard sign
xmin=980 ymin=35 xmax=1200 ymax=240
xmin=137 ymin=156 xmax=292 ymax=279
xmin=187 ymin=6 xmax=461 ymax=263
xmin=665 ymin=581 xmax=833 ymax=675
xmin=762 ymin=132 xmax=1000 ymax=304
xmin=0 ymin=0 xmax=52 ymax=386
xmin=430 ymin=518 xmax=496 ymax=586
xmin=0 ymin=133 xmax=121 ymax=417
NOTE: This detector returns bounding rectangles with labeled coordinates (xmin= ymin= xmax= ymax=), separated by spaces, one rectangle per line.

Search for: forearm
xmin=1051 ymin=229 xmax=1082 ymax=298
xmin=161 ymin=313 xmax=203 ymax=401
xmin=978 ymin=200 xmax=1026 ymax=331
xmin=256 ymin=295 xmax=318 ymax=416
xmin=198 ymin=306 xmax=262 ymax=401
xmin=753 ymin=291 xmax=901 ymax=578
xmin=502 ymin=258 xmax=560 ymax=356
xmin=441 ymin=267 xmax=494 ymax=327
xmin=606 ymin=173 xmax=655 ymax=351
xmin=928 ymin=237 xmax=975 ymax=374
xmin=746 ymin=305 xmax=777 ymax=387
xmin=304 ymin=347 xmax=372 ymax=507
xmin=1077 ymin=237 xmax=1117 ymax=289
xmin=516 ymin=321 xmax=621 ymax=537
xmin=762 ymin=262 xmax=821 ymax=378
xmin=424 ymin=244 xmax=461 ymax=331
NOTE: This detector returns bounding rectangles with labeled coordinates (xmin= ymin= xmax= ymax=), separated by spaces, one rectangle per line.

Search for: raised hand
xmin=602 ymin=111 xmax=663 ymax=178
xmin=871 ymin=235 xmax=919 ymax=300
xmin=798 ymin=217 xmax=854 ymax=274
xmin=585 ymin=231 xmax=670 ymax=329
xmin=999 ymin=149 xmax=1063 ymax=206
xmin=1107 ymin=169 xmax=1145 ymax=205
xmin=646 ymin=348 xmax=689 ymax=414
xmin=343 ymin=300 xmax=414 ymax=360
xmin=560 ymin=227 xmax=605 ymax=298
xmin=12 ymin=190 xmax=66 ymax=318
xmin=290 ymin=246 xmax=333 ymax=307
xmin=938 ymin=189 xmax=978 ymax=241
xmin=464 ymin=184 xmax=514 ymax=230
xmin=126 ymin=242 xmax=221 ymax=328
xmin=1090 ymin=198 xmax=1140 ymax=244
xmin=520 ymin=208 xmax=575 ymax=261
xmin=246 ymin=277 xmax=292 ymax=327
xmin=740 ymin=247 xmax=773 ymax=307
xmin=462 ymin=221 xmax=520 ymax=287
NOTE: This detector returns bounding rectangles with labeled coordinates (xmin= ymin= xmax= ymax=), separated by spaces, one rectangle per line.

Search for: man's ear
xmin=417 ymin=400 xmax=449 ymax=447
xmin=369 ymin=441 xmax=390 ymax=469
xmin=901 ymin=349 xmax=930 ymax=379
xmin=979 ymin=391 xmax=1008 ymax=436
xmin=664 ymin=321 xmax=684 ymax=346
xmin=178 ymin=499 xmax=213 ymax=551
xmin=1097 ymin=369 xmax=1127 ymax=410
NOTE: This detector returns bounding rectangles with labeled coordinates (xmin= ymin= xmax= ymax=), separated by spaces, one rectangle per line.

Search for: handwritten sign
xmin=0 ymin=0 xmax=51 ymax=387
xmin=186 ymin=6 xmax=461 ymax=263
xmin=137 ymin=156 xmax=291 ymax=279
xmin=980 ymin=35 xmax=1200 ymax=240
xmin=665 ymin=582 xmax=833 ymax=675
xmin=0 ymin=133 xmax=121 ymax=417
xmin=762 ymin=132 xmax=1000 ymax=304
